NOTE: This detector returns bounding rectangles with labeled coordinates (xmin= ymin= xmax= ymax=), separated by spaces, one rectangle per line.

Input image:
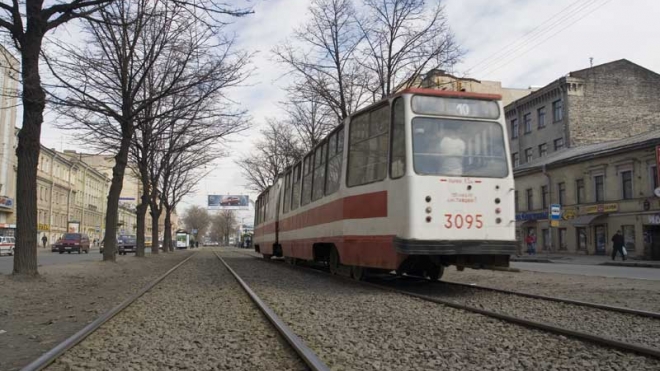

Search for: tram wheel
xmin=262 ymin=254 xmax=272 ymax=260
xmin=351 ymin=265 xmax=366 ymax=281
xmin=426 ymin=265 xmax=444 ymax=281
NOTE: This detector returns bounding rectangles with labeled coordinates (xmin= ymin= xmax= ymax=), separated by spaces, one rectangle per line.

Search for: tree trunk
xmin=135 ymin=199 xmax=147 ymax=257
xmin=13 ymin=30 xmax=46 ymax=276
xmin=102 ymin=130 xmax=133 ymax=261
xmin=150 ymin=204 xmax=161 ymax=255
xmin=164 ymin=208 xmax=172 ymax=253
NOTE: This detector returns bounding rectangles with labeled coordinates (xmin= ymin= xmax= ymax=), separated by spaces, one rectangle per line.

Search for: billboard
xmin=208 ymin=194 xmax=250 ymax=210
xmin=67 ymin=221 xmax=80 ymax=233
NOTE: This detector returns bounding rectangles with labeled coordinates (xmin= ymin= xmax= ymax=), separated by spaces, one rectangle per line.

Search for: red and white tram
xmin=254 ymin=88 xmax=516 ymax=280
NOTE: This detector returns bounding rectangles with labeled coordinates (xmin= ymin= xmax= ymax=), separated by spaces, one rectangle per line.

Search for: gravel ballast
xmin=221 ymin=250 xmax=660 ymax=371
xmin=47 ymin=251 xmax=306 ymax=371
xmin=385 ymin=279 xmax=660 ymax=350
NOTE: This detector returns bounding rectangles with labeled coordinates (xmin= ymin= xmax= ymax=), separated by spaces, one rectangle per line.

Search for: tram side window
xmin=291 ymin=164 xmax=302 ymax=210
xmin=348 ymin=105 xmax=390 ymax=187
xmin=325 ymin=128 xmax=344 ymax=195
xmin=264 ymin=191 xmax=269 ymax=222
xmin=312 ymin=142 xmax=327 ymax=201
xmin=283 ymin=171 xmax=291 ymax=214
xmin=301 ymin=155 xmax=313 ymax=206
xmin=390 ymin=98 xmax=405 ymax=178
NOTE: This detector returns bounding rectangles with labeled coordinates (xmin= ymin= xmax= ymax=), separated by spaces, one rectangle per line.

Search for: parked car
xmin=0 ymin=236 xmax=14 ymax=256
xmin=51 ymin=238 xmax=62 ymax=252
xmin=58 ymin=233 xmax=91 ymax=254
xmin=117 ymin=235 xmax=137 ymax=255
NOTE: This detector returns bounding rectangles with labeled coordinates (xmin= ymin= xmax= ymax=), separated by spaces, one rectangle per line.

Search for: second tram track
xmin=22 ymin=250 xmax=329 ymax=371
xmin=233 ymin=248 xmax=660 ymax=361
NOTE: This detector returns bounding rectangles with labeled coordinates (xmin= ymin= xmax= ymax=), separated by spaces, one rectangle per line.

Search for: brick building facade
xmin=507 ymin=59 xmax=660 ymax=169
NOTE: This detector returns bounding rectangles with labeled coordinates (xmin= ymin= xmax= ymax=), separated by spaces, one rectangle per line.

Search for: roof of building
xmin=514 ymin=129 xmax=660 ymax=175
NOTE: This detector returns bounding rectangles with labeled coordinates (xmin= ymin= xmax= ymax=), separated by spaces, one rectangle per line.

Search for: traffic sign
xmin=550 ymin=204 xmax=561 ymax=221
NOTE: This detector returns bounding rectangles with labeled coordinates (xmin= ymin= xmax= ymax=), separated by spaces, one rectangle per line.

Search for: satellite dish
xmin=654 ymin=187 xmax=660 ymax=198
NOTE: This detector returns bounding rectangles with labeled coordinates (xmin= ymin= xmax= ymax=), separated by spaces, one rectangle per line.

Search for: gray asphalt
xmin=512 ymin=262 xmax=660 ymax=281
xmin=0 ymin=248 xmax=153 ymax=275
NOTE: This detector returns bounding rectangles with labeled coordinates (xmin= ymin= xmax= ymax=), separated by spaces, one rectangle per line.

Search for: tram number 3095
xmin=443 ymin=214 xmax=483 ymax=229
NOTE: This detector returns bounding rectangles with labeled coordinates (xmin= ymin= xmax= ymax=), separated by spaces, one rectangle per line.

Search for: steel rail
xmin=213 ymin=251 xmax=330 ymax=371
xmin=235 ymin=249 xmax=660 ymax=360
xmin=436 ymin=280 xmax=660 ymax=320
xmin=21 ymin=252 xmax=197 ymax=371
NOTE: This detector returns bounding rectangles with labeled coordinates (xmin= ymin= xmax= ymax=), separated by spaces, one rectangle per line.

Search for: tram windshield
xmin=412 ymin=117 xmax=508 ymax=178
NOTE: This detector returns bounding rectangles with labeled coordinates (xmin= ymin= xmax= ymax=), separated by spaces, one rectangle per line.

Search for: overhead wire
xmin=465 ymin=0 xmax=590 ymax=73
xmin=477 ymin=0 xmax=614 ymax=77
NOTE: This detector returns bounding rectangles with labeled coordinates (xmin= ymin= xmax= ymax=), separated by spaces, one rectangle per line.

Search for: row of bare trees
xmin=2 ymin=0 xmax=252 ymax=274
xmin=240 ymin=0 xmax=462 ymax=192
xmin=182 ymin=205 xmax=237 ymax=246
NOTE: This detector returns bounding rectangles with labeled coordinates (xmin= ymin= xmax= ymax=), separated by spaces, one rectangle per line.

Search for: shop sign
xmin=38 ymin=223 xmax=50 ymax=231
xmin=515 ymin=211 xmax=548 ymax=221
xmin=550 ymin=220 xmax=560 ymax=227
xmin=648 ymin=214 xmax=660 ymax=225
xmin=562 ymin=208 xmax=577 ymax=220
xmin=0 ymin=196 xmax=14 ymax=209
xmin=584 ymin=203 xmax=618 ymax=214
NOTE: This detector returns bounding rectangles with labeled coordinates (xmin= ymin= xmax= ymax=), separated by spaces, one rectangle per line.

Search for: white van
xmin=0 ymin=236 xmax=15 ymax=256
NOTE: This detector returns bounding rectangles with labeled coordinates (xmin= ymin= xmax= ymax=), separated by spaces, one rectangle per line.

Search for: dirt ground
xmin=443 ymin=266 xmax=660 ymax=312
xmin=0 ymin=251 xmax=193 ymax=371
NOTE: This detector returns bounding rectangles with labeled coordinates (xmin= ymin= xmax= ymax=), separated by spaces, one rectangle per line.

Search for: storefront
xmin=644 ymin=213 xmax=660 ymax=259
xmin=515 ymin=211 xmax=548 ymax=254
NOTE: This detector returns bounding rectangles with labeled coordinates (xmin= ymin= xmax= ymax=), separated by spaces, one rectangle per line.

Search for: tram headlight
xmin=495 ymin=198 xmax=501 ymax=204
xmin=496 ymin=217 xmax=502 ymax=224
xmin=426 ymin=216 xmax=432 ymax=223
xmin=425 ymin=207 xmax=432 ymax=214
xmin=495 ymin=208 xmax=501 ymax=214
xmin=425 ymin=196 xmax=432 ymax=203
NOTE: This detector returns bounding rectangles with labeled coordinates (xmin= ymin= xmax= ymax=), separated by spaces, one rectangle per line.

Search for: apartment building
xmin=507 ymin=59 xmax=660 ymax=169
xmin=514 ymin=131 xmax=660 ymax=259
xmin=0 ymin=45 xmax=18 ymax=232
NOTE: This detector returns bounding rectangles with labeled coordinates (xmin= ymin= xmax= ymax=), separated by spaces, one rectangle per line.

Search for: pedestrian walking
xmin=195 ymin=241 xmax=199 ymax=248
xmin=525 ymin=231 xmax=537 ymax=255
xmin=611 ymin=230 xmax=626 ymax=261
xmin=41 ymin=234 xmax=47 ymax=249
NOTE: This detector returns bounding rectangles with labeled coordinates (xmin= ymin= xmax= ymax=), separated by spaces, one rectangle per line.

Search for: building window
xmin=512 ymin=152 xmax=519 ymax=168
xmin=554 ymin=137 xmax=564 ymax=151
xmin=515 ymin=190 xmax=519 ymax=212
xmin=538 ymin=143 xmax=547 ymax=157
xmin=559 ymin=228 xmax=567 ymax=250
xmin=553 ymin=99 xmax=563 ymax=122
xmin=622 ymin=225 xmax=635 ymax=251
xmin=526 ymin=188 xmax=533 ymax=211
xmin=523 ymin=113 xmax=531 ymax=134
xmin=558 ymin=182 xmax=566 ymax=205
xmin=524 ymin=148 xmax=533 ymax=163
xmin=621 ymin=170 xmax=633 ymax=200
xmin=594 ymin=175 xmax=604 ymax=202
xmin=541 ymin=185 xmax=548 ymax=209
xmin=650 ymin=165 xmax=658 ymax=194
xmin=511 ymin=119 xmax=518 ymax=139
xmin=576 ymin=179 xmax=585 ymax=204
xmin=538 ymin=106 xmax=546 ymax=128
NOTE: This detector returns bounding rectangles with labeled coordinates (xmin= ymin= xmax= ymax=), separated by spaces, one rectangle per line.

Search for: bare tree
xmin=210 ymin=209 xmax=236 ymax=245
xmin=47 ymin=0 xmax=250 ymax=261
xmin=0 ymin=0 xmax=118 ymax=275
xmin=273 ymin=0 xmax=368 ymax=122
xmin=182 ymin=205 xmax=210 ymax=242
xmin=358 ymin=0 xmax=462 ymax=98
xmin=281 ymin=84 xmax=335 ymax=152
xmin=237 ymin=120 xmax=304 ymax=193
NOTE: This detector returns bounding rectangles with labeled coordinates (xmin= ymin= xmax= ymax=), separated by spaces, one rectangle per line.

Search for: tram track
xmin=21 ymin=250 xmax=329 ymax=371
xmin=234 ymin=248 xmax=660 ymax=361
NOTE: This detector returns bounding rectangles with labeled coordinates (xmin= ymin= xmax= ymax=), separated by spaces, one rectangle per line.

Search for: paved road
xmin=0 ymin=248 xmax=152 ymax=274
xmin=512 ymin=262 xmax=660 ymax=281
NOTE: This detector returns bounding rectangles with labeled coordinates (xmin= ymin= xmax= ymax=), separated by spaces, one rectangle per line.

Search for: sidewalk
xmin=511 ymin=253 xmax=660 ymax=268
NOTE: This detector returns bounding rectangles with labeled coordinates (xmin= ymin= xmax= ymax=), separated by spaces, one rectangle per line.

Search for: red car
xmin=58 ymin=233 xmax=91 ymax=254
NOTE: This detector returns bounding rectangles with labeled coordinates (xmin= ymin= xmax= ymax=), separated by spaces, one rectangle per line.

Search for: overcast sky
xmin=37 ymin=0 xmax=660 ymax=222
